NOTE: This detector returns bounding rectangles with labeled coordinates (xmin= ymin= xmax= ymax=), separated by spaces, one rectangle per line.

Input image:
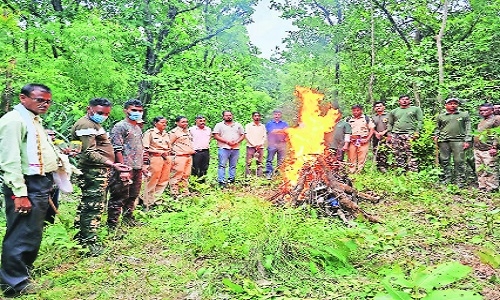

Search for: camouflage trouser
xmin=474 ymin=149 xmax=499 ymax=191
xmin=74 ymin=167 xmax=110 ymax=244
xmin=391 ymin=133 xmax=418 ymax=172
xmin=373 ymin=137 xmax=389 ymax=169
xmin=107 ymin=169 xmax=142 ymax=228
xmin=438 ymin=141 xmax=466 ymax=185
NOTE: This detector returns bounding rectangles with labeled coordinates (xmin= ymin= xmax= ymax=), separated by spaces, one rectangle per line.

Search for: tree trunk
xmin=1 ymin=58 xmax=16 ymax=116
xmin=436 ymin=0 xmax=450 ymax=103
xmin=368 ymin=1 xmax=375 ymax=103
xmin=138 ymin=79 xmax=153 ymax=117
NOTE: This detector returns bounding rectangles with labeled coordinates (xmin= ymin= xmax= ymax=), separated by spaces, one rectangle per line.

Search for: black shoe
xmin=86 ymin=243 xmax=105 ymax=257
xmin=123 ymin=218 xmax=144 ymax=227
xmin=3 ymin=282 xmax=39 ymax=298
xmin=218 ymin=182 xmax=226 ymax=188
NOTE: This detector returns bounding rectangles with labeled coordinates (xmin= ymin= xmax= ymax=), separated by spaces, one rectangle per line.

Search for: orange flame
xmin=283 ymin=87 xmax=339 ymax=185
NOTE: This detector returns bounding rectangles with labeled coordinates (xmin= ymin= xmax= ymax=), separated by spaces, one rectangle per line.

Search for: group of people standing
xmin=0 ymin=83 xmax=289 ymax=297
xmin=328 ymin=95 xmax=500 ymax=192
xmin=1 ymin=83 xmax=498 ymax=297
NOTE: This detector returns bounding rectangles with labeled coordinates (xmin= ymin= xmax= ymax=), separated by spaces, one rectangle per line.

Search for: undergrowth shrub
xmin=147 ymin=194 xmax=358 ymax=282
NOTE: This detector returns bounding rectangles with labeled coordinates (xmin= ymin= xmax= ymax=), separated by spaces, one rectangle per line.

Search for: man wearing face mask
xmin=71 ymin=98 xmax=130 ymax=255
xmin=107 ymin=99 xmax=145 ymax=230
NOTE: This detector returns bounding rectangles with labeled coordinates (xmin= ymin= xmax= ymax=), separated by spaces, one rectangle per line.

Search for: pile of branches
xmin=270 ymin=152 xmax=382 ymax=224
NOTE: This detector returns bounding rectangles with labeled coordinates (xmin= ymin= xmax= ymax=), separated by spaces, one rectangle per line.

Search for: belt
xmin=175 ymin=154 xmax=192 ymax=157
xmin=195 ymin=149 xmax=209 ymax=152
xmin=150 ymin=153 xmax=162 ymax=157
xmin=351 ymin=135 xmax=368 ymax=139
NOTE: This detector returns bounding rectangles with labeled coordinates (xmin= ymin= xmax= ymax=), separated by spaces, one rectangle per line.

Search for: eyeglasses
xmin=29 ymin=97 xmax=52 ymax=105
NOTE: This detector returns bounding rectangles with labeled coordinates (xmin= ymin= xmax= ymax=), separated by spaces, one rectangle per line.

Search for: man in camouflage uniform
xmin=473 ymin=103 xmax=500 ymax=192
xmin=433 ymin=98 xmax=471 ymax=187
xmin=107 ymin=99 xmax=145 ymax=229
xmin=72 ymin=98 xmax=130 ymax=254
xmin=387 ymin=95 xmax=423 ymax=172
xmin=371 ymin=101 xmax=390 ymax=172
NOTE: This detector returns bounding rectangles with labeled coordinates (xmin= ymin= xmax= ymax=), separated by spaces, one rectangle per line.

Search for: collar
xmin=153 ymin=127 xmax=165 ymax=134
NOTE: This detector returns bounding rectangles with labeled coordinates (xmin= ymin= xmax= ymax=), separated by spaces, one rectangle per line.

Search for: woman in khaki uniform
xmin=142 ymin=116 xmax=172 ymax=208
xmin=169 ymin=116 xmax=195 ymax=197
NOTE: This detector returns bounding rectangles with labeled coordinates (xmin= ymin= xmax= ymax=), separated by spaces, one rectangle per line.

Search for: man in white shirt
xmin=244 ymin=112 xmax=267 ymax=176
xmin=213 ymin=111 xmax=245 ymax=187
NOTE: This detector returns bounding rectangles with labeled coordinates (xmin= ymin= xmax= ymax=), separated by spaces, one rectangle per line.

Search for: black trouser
xmin=0 ymin=174 xmax=53 ymax=292
xmin=45 ymin=187 xmax=59 ymax=224
xmin=192 ymin=149 xmax=210 ymax=177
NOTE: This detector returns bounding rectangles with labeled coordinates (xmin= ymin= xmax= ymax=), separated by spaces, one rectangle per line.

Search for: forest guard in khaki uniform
xmin=169 ymin=116 xmax=195 ymax=198
xmin=142 ymin=116 xmax=172 ymax=209
xmin=387 ymin=95 xmax=423 ymax=172
xmin=371 ymin=101 xmax=390 ymax=172
xmin=346 ymin=104 xmax=374 ymax=173
xmin=71 ymin=98 xmax=130 ymax=255
xmin=473 ymin=103 xmax=500 ymax=192
xmin=433 ymin=98 xmax=471 ymax=187
xmin=107 ymin=99 xmax=145 ymax=229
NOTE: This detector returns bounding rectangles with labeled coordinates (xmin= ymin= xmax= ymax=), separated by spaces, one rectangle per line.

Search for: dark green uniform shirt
xmin=71 ymin=116 xmax=115 ymax=168
xmin=372 ymin=112 xmax=390 ymax=133
xmin=388 ymin=106 xmax=423 ymax=134
xmin=329 ymin=120 xmax=352 ymax=150
xmin=434 ymin=110 xmax=472 ymax=142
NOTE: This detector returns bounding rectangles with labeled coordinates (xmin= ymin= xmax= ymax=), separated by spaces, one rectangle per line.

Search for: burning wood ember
xmin=269 ymin=87 xmax=382 ymax=224
xmin=270 ymin=152 xmax=382 ymax=224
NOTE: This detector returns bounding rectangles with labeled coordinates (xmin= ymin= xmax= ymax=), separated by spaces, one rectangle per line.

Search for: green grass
xmin=0 ymin=167 xmax=499 ymax=299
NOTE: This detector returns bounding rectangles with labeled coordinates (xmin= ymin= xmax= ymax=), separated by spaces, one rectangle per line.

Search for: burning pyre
xmin=270 ymin=87 xmax=382 ymax=224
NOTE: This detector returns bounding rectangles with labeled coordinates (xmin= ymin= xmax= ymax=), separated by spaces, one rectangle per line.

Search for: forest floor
xmin=0 ymin=167 xmax=499 ymax=300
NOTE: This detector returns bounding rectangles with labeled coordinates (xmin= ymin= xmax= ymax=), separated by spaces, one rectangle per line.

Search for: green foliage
xmin=475 ymin=246 xmax=500 ymax=269
xmin=375 ymin=262 xmax=482 ymax=300
xmin=411 ymin=117 xmax=438 ymax=169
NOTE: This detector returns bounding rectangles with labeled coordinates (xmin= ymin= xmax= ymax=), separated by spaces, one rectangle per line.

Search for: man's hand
xmin=119 ymin=171 xmax=131 ymax=182
xmin=489 ymin=148 xmax=498 ymax=156
xmin=113 ymin=163 xmax=131 ymax=172
xmin=142 ymin=166 xmax=151 ymax=177
xmin=13 ymin=196 xmax=32 ymax=215
xmin=463 ymin=142 xmax=470 ymax=150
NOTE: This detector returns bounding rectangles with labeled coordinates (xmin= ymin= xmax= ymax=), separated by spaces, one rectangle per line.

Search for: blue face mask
xmin=128 ymin=111 xmax=143 ymax=121
xmin=90 ymin=113 xmax=107 ymax=124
